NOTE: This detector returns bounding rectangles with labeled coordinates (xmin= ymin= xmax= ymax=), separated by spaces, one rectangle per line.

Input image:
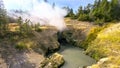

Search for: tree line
xmin=66 ymin=0 xmax=120 ymax=25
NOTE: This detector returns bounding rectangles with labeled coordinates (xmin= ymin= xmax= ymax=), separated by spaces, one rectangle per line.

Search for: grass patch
xmin=15 ymin=42 xmax=27 ymax=50
xmin=80 ymin=26 xmax=105 ymax=49
xmin=15 ymin=39 xmax=34 ymax=50
xmin=85 ymin=23 xmax=120 ymax=61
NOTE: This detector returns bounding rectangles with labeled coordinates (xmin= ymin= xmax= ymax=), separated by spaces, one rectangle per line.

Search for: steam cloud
xmin=4 ymin=0 xmax=67 ymax=31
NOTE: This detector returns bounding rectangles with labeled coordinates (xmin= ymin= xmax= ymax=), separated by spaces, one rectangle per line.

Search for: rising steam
xmin=4 ymin=0 xmax=67 ymax=31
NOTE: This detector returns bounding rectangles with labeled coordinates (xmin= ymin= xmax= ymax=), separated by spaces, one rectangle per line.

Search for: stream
xmin=58 ymin=45 xmax=96 ymax=68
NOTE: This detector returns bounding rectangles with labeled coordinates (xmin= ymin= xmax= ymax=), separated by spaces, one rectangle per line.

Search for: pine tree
xmin=65 ymin=0 xmax=120 ymax=24
xmin=110 ymin=0 xmax=120 ymax=20
xmin=65 ymin=7 xmax=75 ymax=19
xmin=68 ymin=8 xmax=75 ymax=19
xmin=0 ymin=0 xmax=8 ymax=36
xmin=76 ymin=6 xmax=83 ymax=18
xmin=90 ymin=0 xmax=110 ymax=25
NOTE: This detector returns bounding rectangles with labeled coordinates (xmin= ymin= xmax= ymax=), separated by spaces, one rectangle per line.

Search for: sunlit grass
xmin=15 ymin=39 xmax=35 ymax=50
xmin=85 ymin=23 xmax=120 ymax=64
xmin=8 ymin=23 xmax=19 ymax=32
xmin=8 ymin=23 xmax=56 ymax=32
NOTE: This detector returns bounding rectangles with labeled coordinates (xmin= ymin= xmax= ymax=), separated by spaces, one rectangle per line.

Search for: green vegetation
xmin=81 ymin=24 xmax=111 ymax=49
xmin=34 ymin=23 xmax=42 ymax=32
xmin=77 ymin=4 xmax=91 ymax=21
xmin=65 ymin=7 xmax=75 ymax=19
xmin=66 ymin=0 xmax=120 ymax=25
xmin=77 ymin=23 xmax=120 ymax=61
xmin=62 ymin=19 xmax=120 ymax=67
xmin=15 ymin=39 xmax=34 ymax=50
xmin=0 ymin=1 xmax=34 ymax=38
xmin=0 ymin=2 xmax=38 ymax=51
xmin=15 ymin=41 xmax=28 ymax=50
xmin=85 ymin=23 xmax=120 ymax=60
xmin=64 ymin=1 xmax=120 ymax=65
xmin=0 ymin=0 xmax=9 ymax=36
xmin=85 ymin=23 xmax=120 ymax=68
xmin=80 ymin=26 xmax=103 ymax=49
xmin=0 ymin=0 xmax=42 ymax=50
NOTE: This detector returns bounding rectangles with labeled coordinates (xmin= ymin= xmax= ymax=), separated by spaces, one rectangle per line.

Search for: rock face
xmin=31 ymin=28 xmax=60 ymax=55
xmin=58 ymin=19 xmax=93 ymax=46
xmin=40 ymin=53 xmax=64 ymax=68
xmin=0 ymin=26 xmax=60 ymax=68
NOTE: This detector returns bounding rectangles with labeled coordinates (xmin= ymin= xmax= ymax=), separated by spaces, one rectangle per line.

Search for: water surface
xmin=58 ymin=45 xmax=96 ymax=68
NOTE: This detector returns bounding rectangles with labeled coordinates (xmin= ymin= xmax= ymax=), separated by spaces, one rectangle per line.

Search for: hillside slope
xmin=86 ymin=23 xmax=120 ymax=68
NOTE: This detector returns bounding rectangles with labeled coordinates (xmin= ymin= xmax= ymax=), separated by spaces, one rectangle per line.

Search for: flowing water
xmin=58 ymin=45 xmax=96 ymax=68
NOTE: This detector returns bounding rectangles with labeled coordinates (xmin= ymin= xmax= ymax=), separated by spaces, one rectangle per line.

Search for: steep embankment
xmin=62 ymin=18 xmax=120 ymax=68
xmin=86 ymin=23 xmax=120 ymax=68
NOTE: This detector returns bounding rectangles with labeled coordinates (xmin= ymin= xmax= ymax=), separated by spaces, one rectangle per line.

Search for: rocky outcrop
xmin=40 ymin=53 xmax=64 ymax=68
xmin=58 ymin=19 xmax=93 ymax=46
xmin=31 ymin=28 xmax=60 ymax=55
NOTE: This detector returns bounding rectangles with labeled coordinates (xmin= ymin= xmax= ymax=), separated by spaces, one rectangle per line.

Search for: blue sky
xmin=48 ymin=0 xmax=95 ymax=12
xmin=4 ymin=0 xmax=95 ymax=12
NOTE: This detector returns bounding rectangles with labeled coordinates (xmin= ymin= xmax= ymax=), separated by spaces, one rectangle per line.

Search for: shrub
xmin=94 ymin=18 xmax=105 ymax=26
xmin=15 ymin=42 xmax=27 ymax=50
xmin=35 ymin=27 xmax=42 ymax=32
xmin=15 ymin=39 xmax=34 ymax=50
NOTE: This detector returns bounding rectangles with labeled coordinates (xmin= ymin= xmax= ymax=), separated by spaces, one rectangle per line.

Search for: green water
xmin=58 ymin=45 xmax=96 ymax=68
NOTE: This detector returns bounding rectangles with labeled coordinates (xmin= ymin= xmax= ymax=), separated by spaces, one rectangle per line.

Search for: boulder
xmin=40 ymin=53 xmax=64 ymax=68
